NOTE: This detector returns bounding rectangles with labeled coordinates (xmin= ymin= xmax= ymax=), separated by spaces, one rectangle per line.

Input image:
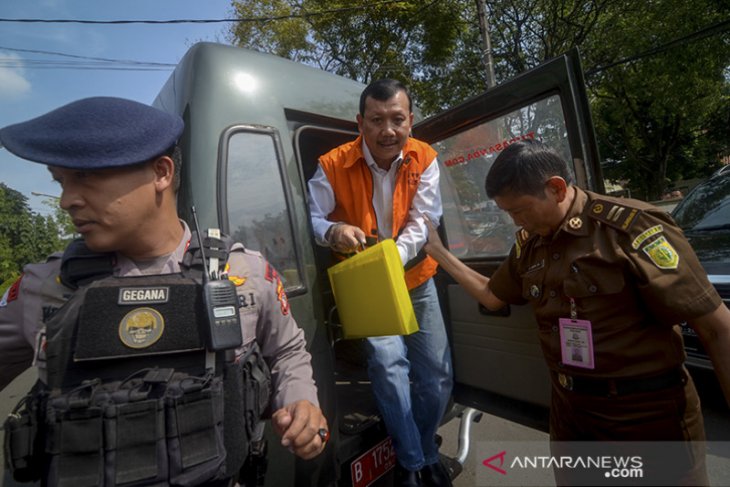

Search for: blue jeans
xmin=365 ymin=278 xmax=453 ymax=471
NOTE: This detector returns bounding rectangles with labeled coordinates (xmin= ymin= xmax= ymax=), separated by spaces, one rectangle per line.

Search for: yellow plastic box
xmin=327 ymin=240 xmax=418 ymax=339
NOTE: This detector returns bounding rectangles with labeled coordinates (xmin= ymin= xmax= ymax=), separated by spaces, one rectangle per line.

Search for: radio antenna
xmin=190 ymin=206 xmax=211 ymax=282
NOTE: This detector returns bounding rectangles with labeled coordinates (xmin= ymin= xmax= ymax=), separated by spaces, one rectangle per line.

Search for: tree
xmin=587 ymin=1 xmax=730 ymax=200
xmin=227 ymin=0 xmax=730 ymax=199
xmin=0 ymin=183 xmax=73 ymax=293
xmin=228 ymin=0 xmax=481 ymax=114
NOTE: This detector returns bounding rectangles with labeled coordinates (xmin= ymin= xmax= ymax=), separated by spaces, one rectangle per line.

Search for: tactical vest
xmin=4 ymin=233 xmax=271 ymax=486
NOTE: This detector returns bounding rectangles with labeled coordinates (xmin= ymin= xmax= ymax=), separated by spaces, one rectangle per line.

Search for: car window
xmin=434 ymin=94 xmax=574 ymax=259
xmin=672 ymin=172 xmax=730 ymax=231
xmin=225 ymin=129 xmax=303 ymax=289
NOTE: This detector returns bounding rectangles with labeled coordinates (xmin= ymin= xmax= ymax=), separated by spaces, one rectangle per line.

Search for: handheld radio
xmin=191 ymin=206 xmax=243 ymax=351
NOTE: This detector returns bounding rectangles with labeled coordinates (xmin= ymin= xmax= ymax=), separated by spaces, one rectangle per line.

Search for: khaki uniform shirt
xmin=490 ymin=187 xmax=721 ymax=379
xmin=0 ymin=221 xmax=318 ymax=410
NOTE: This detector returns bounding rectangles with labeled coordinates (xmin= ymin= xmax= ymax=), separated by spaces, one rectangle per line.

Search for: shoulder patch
xmin=631 ymin=224 xmax=663 ymax=249
xmin=588 ymin=199 xmax=640 ymax=232
xmin=642 ymin=236 xmax=679 ymax=269
xmin=275 ymin=278 xmax=290 ymax=316
xmin=0 ymin=275 xmax=23 ymax=307
xmin=264 ymin=262 xmax=278 ymax=283
xmin=264 ymin=263 xmax=289 ymax=315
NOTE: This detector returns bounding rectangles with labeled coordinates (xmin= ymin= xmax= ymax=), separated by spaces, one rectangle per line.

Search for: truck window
xmin=224 ymin=127 xmax=302 ymax=289
xmin=435 ymin=94 xmax=575 ymax=259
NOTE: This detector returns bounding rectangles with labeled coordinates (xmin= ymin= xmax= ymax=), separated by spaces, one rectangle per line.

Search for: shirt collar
xmin=361 ymin=137 xmax=403 ymax=172
xmin=114 ymin=220 xmax=190 ymax=276
xmin=557 ymin=186 xmax=591 ymax=238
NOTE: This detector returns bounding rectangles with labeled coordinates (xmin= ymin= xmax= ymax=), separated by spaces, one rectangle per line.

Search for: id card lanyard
xmin=558 ymin=297 xmax=595 ymax=369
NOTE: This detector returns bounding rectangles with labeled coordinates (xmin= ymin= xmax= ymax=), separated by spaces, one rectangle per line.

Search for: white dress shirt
xmin=308 ymin=138 xmax=443 ymax=266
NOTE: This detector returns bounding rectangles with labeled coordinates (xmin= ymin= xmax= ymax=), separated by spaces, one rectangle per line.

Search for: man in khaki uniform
xmin=425 ymin=139 xmax=730 ymax=486
xmin=0 ymin=97 xmax=329 ymax=485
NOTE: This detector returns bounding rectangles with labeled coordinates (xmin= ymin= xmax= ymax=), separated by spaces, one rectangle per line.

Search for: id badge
xmin=558 ymin=318 xmax=595 ymax=369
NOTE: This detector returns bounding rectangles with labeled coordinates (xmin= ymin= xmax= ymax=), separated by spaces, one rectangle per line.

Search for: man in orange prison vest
xmin=308 ymin=79 xmax=453 ymax=487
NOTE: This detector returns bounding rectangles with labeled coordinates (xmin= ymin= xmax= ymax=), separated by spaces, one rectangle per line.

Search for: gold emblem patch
xmin=621 ymin=209 xmax=639 ymax=230
xmin=568 ymin=217 xmax=583 ymax=230
xmin=642 ymin=236 xmax=679 ymax=269
xmin=592 ymin=203 xmax=604 ymax=214
xmin=228 ymin=275 xmax=247 ymax=287
xmin=530 ymin=284 xmax=540 ymax=298
xmin=119 ymin=307 xmax=164 ymax=349
xmin=223 ymin=263 xmax=247 ymax=286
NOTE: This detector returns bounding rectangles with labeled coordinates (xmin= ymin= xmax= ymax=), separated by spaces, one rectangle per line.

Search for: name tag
xmin=559 ymin=318 xmax=595 ymax=369
xmin=118 ymin=287 xmax=170 ymax=304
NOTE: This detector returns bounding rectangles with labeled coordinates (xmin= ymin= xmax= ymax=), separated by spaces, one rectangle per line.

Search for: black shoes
xmin=420 ymin=460 xmax=453 ymax=487
xmin=394 ymin=464 xmax=421 ymax=487
xmin=394 ymin=461 xmax=453 ymax=487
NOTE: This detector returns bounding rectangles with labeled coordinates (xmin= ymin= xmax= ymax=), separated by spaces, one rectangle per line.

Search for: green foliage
xmin=588 ymin=1 xmax=730 ymax=200
xmin=228 ymin=0 xmax=730 ymax=199
xmin=0 ymin=183 xmax=73 ymax=289
xmin=228 ymin=0 xmax=477 ymax=113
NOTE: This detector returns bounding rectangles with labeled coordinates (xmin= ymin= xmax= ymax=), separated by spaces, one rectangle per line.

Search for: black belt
xmin=555 ymin=368 xmax=686 ymax=396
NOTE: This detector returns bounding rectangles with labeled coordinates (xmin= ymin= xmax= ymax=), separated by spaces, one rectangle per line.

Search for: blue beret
xmin=0 ymin=97 xmax=184 ymax=169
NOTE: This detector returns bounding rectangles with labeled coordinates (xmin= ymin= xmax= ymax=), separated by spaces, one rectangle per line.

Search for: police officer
xmin=424 ymin=140 xmax=730 ymax=486
xmin=0 ymin=97 xmax=328 ymax=485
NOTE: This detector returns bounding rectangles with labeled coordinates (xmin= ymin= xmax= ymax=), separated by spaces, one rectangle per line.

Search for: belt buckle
xmin=558 ymin=373 xmax=574 ymax=391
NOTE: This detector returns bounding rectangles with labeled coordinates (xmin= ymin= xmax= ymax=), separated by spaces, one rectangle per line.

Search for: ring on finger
xmin=318 ymin=428 xmax=330 ymax=444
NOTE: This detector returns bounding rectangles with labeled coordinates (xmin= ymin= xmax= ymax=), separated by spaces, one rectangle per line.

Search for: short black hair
xmin=168 ymin=145 xmax=182 ymax=193
xmin=485 ymin=139 xmax=574 ymax=199
xmin=359 ymin=78 xmax=412 ymax=116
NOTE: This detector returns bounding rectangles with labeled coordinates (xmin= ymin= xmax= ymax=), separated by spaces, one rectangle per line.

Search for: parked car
xmin=672 ymin=166 xmax=730 ymax=369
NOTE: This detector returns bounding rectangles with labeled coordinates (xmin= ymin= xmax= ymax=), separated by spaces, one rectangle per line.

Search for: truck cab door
xmin=412 ymin=49 xmax=601 ymax=428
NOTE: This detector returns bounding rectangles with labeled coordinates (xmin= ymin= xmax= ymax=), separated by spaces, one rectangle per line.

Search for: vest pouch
xmin=222 ymin=360 xmax=247 ymax=478
xmin=4 ymin=389 xmax=45 ymax=483
xmin=165 ymin=374 xmax=226 ymax=486
xmin=103 ymin=397 xmax=167 ymax=486
xmin=45 ymin=384 xmax=106 ymax=487
xmin=243 ymin=346 xmax=271 ymax=435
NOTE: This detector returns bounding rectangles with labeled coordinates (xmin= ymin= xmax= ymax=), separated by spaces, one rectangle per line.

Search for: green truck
xmin=153 ymin=42 xmax=602 ymax=486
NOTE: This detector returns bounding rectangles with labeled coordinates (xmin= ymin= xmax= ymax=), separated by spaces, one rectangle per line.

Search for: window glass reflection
xmin=226 ymin=131 xmax=301 ymax=287
xmin=435 ymin=95 xmax=573 ymax=259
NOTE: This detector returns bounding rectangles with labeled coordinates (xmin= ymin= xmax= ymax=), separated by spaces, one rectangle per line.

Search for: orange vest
xmin=318 ymin=135 xmax=439 ymax=290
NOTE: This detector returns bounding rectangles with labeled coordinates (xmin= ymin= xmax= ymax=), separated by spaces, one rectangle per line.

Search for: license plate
xmin=350 ymin=436 xmax=396 ymax=487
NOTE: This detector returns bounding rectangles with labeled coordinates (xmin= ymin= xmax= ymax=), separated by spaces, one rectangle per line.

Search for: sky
xmin=0 ymin=0 xmax=234 ymax=214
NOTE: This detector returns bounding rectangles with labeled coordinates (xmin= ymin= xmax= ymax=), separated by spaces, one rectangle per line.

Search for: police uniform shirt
xmin=0 ymin=222 xmax=319 ymax=410
xmin=489 ymin=186 xmax=722 ymax=379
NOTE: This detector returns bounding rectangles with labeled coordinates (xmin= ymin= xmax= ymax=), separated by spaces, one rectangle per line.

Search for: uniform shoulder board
xmin=513 ymin=228 xmax=531 ymax=259
xmin=587 ymin=199 xmax=641 ymax=232
xmin=515 ymin=228 xmax=530 ymax=247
